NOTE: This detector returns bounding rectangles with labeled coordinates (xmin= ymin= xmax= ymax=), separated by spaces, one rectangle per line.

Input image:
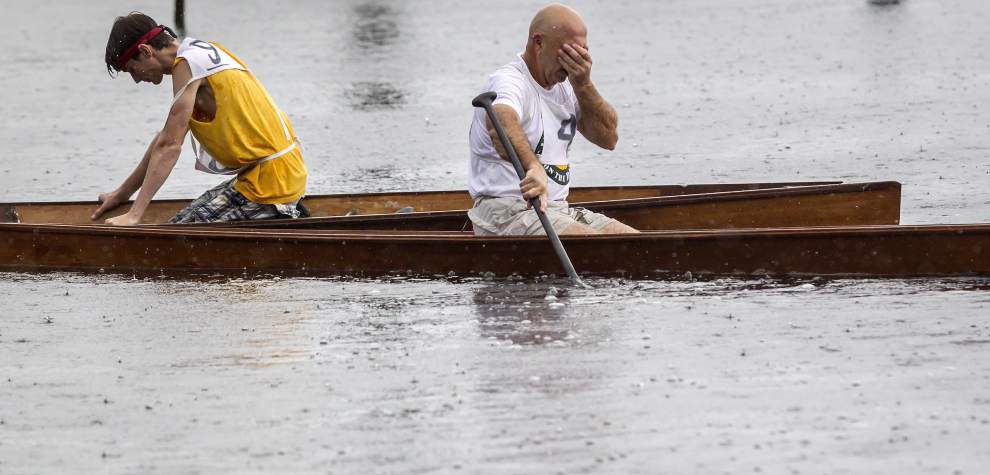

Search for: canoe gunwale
xmin=573 ymin=181 xmax=899 ymax=211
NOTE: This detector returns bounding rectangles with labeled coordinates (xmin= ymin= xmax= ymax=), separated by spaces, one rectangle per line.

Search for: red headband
xmin=115 ymin=26 xmax=164 ymax=69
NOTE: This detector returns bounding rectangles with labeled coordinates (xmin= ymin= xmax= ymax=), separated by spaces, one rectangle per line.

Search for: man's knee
xmin=559 ymin=221 xmax=600 ymax=235
xmin=598 ymin=220 xmax=639 ymax=234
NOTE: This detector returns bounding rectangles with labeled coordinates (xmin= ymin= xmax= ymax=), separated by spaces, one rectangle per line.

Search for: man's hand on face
xmin=558 ymin=43 xmax=593 ymax=88
xmin=520 ymin=165 xmax=549 ymax=212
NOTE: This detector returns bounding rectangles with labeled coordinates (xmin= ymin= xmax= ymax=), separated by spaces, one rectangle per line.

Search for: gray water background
xmin=1 ymin=0 xmax=989 ymax=473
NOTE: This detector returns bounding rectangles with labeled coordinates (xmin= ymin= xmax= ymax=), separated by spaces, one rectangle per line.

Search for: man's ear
xmin=532 ymin=32 xmax=543 ymax=47
xmin=137 ymin=43 xmax=154 ymax=60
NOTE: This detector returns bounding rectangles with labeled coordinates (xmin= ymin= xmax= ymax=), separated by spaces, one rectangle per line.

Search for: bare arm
xmin=559 ymin=43 xmax=618 ymax=150
xmin=573 ymin=82 xmax=618 ymax=150
xmin=105 ymin=63 xmax=198 ymax=225
xmin=486 ymin=104 xmax=548 ymax=210
xmin=115 ymin=96 xmax=192 ymax=222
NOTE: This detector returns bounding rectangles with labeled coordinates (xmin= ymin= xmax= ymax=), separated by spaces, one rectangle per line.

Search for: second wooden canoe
xmin=206 ymin=181 xmax=902 ymax=231
xmin=3 ymin=181 xmax=838 ymax=225
xmin=1 ymin=181 xmax=901 ymax=231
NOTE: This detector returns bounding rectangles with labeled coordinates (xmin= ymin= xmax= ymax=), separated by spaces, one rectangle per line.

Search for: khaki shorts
xmin=467 ymin=196 xmax=617 ymax=236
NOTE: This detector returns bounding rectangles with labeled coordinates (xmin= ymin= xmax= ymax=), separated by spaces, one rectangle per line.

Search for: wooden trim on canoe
xmin=2 ymin=181 xmax=841 ymax=225
xmin=197 ymin=181 xmax=902 ymax=231
xmin=1 ymin=221 xmax=986 ymax=278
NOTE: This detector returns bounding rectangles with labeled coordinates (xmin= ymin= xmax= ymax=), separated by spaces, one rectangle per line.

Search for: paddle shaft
xmin=472 ymin=92 xmax=583 ymax=284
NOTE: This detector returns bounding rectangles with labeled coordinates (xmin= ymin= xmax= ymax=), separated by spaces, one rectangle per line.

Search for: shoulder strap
xmin=171 ymin=38 xmax=246 ymax=106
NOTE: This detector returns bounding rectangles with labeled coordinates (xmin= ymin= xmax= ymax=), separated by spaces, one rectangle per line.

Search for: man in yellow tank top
xmin=93 ymin=12 xmax=308 ymax=225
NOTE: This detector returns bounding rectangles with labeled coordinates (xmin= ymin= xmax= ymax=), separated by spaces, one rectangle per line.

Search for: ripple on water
xmin=351 ymin=2 xmax=400 ymax=49
xmin=345 ymin=81 xmax=406 ymax=111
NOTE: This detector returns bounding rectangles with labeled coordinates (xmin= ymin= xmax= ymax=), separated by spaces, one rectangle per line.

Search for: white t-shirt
xmin=468 ymin=54 xmax=581 ymax=201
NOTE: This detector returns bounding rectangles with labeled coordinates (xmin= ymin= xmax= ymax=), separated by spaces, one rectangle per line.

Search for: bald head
xmin=522 ymin=4 xmax=590 ymax=88
xmin=529 ymin=3 xmax=587 ymax=41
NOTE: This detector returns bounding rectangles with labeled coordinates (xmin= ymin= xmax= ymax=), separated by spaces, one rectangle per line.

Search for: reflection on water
xmin=352 ymin=2 xmax=400 ymax=49
xmin=346 ymin=81 xmax=406 ymax=110
xmin=177 ymin=345 xmax=311 ymax=369
xmin=470 ymin=281 xmax=611 ymax=403
xmin=138 ymin=277 xmax=318 ymax=369
xmin=341 ymin=3 xmax=410 ymax=119
xmin=473 ymin=281 xmax=574 ymax=346
xmin=333 ymin=164 xmax=436 ymax=192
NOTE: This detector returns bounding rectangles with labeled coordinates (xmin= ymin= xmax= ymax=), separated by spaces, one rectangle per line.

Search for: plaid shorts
xmin=169 ymin=179 xmax=303 ymax=224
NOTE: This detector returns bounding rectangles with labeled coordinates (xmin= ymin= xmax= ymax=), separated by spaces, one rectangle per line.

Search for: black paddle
xmin=472 ymin=91 xmax=586 ymax=286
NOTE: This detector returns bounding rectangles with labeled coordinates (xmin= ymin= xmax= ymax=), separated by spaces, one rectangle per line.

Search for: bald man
xmin=467 ymin=4 xmax=638 ymax=236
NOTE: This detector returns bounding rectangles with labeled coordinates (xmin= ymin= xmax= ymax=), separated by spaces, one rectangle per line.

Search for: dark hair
xmin=105 ymin=12 xmax=177 ymax=77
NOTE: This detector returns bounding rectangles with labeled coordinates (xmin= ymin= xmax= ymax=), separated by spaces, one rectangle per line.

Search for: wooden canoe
xmin=1 ymin=222 xmax=986 ymax=278
xmin=2 ymin=181 xmax=839 ymax=225
xmin=1 ymin=181 xmax=902 ymax=230
xmin=207 ymin=181 xmax=902 ymax=231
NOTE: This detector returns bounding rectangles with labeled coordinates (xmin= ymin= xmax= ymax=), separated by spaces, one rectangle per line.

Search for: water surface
xmin=1 ymin=0 xmax=989 ymax=473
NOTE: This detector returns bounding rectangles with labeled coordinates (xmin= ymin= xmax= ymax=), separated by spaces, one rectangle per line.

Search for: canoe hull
xmin=2 ymin=223 xmax=986 ymax=278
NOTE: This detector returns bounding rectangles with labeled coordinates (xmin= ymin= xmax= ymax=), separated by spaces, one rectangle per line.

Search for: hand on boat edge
xmin=92 ymin=191 xmax=125 ymax=221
